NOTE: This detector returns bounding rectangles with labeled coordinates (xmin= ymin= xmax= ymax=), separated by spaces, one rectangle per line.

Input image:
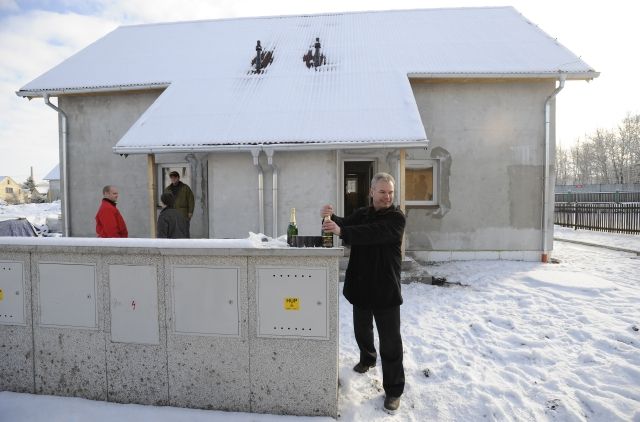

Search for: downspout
xmin=541 ymin=74 xmax=566 ymax=263
xmin=265 ymin=150 xmax=278 ymax=238
xmin=251 ymin=149 xmax=265 ymax=234
xmin=43 ymin=94 xmax=70 ymax=237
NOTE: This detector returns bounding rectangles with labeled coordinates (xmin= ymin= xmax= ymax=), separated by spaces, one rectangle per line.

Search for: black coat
xmin=157 ymin=207 xmax=189 ymax=239
xmin=333 ymin=205 xmax=405 ymax=309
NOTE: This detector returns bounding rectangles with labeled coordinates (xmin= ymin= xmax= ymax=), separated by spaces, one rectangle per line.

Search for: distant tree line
xmin=556 ymin=113 xmax=640 ymax=185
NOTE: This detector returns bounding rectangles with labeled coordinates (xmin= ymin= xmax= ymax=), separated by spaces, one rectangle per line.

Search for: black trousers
xmin=353 ymin=305 xmax=405 ymax=397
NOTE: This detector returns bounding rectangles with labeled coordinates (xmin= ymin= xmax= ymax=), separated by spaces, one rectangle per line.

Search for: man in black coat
xmin=157 ymin=192 xmax=189 ymax=239
xmin=321 ymin=172 xmax=405 ymax=415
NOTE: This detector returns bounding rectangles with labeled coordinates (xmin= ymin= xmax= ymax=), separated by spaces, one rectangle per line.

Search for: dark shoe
xmin=384 ymin=395 xmax=400 ymax=415
xmin=353 ymin=362 xmax=375 ymax=373
xmin=431 ymin=276 xmax=447 ymax=286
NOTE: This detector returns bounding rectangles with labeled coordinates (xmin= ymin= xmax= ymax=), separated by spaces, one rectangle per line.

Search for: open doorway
xmin=344 ymin=161 xmax=374 ymax=217
xmin=157 ymin=164 xmax=191 ymax=206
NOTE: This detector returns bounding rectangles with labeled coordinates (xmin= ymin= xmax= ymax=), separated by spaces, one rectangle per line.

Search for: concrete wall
xmin=0 ymin=239 xmax=340 ymax=417
xmin=407 ymin=79 xmax=556 ymax=259
xmin=60 ymin=91 xmax=163 ymax=238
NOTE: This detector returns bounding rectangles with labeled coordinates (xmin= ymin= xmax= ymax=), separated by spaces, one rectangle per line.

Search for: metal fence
xmin=555 ymin=202 xmax=640 ymax=234
xmin=555 ymin=191 xmax=640 ymax=203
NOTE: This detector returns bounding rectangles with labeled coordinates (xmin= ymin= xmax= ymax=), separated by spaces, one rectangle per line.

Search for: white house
xmin=17 ymin=7 xmax=598 ymax=261
xmin=43 ymin=164 xmax=61 ymax=202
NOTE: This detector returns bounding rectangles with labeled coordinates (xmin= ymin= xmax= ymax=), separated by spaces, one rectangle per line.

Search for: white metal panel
xmin=38 ymin=263 xmax=97 ymax=329
xmin=109 ymin=265 xmax=159 ymax=345
xmin=256 ymin=267 xmax=328 ymax=339
xmin=172 ymin=266 xmax=240 ymax=336
xmin=0 ymin=261 xmax=25 ymax=325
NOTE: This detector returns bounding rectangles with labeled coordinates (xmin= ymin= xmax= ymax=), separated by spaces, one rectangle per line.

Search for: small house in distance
xmin=17 ymin=7 xmax=598 ymax=261
xmin=43 ymin=164 xmax=61 ymax=202
xmin=0 ymin=176 xmax=28 ymax=204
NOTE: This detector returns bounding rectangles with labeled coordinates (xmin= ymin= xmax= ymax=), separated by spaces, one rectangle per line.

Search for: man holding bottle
xmin=320 ymin=172 xmax=405 ymax=415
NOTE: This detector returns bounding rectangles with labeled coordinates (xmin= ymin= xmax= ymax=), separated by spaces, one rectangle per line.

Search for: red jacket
xmin=95 ymin=198 xmax=128 ymax=238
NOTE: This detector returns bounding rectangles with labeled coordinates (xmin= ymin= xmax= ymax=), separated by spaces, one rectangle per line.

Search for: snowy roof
xmin=43 ymin=164 xmax=59 ymax=181
xmin=17 ymin=7 xmax=597 ymax=153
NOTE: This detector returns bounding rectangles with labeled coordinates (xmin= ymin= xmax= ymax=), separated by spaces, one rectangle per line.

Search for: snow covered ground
xmin=1 ymin=202 xmax=639 ymax=421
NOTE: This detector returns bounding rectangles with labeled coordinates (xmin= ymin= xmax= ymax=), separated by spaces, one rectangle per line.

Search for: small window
xmin=5 ymin=187 xmax=13 ymax=194
xmin=405 ymin=159 xmax=438 ymax=206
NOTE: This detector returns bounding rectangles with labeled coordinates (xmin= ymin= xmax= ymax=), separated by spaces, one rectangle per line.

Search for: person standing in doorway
xmin=95 ymin=185 xmax=128 ymax=238
xmin=164 ymin=170 xmax=195 ymax=238
xmin=157 ymin=192 xmax=188 ymax=239
xmin=320 ymin=172 xmax=406 ymax=415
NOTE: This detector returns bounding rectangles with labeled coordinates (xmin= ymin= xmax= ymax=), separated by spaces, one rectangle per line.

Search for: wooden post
xmin=147 ymin=154 xmax=157 ymax=238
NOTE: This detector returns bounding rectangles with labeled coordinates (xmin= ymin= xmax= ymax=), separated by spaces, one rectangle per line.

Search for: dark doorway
xmin=344 ymin=161 xmax=374 ymax=217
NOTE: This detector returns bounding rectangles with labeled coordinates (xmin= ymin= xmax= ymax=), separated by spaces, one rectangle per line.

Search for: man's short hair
xmin=169 ymin=171 xmax=180 ymax=178
xmin=161 ymin=192 xmax=175 ymax=207
xmin=370 ymin=172 xmax=395 ymax=188
xmin=102 ymin=185 xmax=113 ymax=195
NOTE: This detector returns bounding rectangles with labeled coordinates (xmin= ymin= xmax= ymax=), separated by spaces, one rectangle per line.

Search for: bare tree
xmin=555 ymin=145 xmax=571 ymax=185
xmin=589 ymin=129 xmax=612 ymax=183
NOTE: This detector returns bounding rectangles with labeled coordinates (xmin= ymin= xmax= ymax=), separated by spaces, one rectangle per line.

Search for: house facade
xmin=0 ymin=176 xmax=28 ymax=204
xmin=17 ymin=7 xmax=598 ymax=261
xmin=43 ymin=164 xmax=61 ymax=202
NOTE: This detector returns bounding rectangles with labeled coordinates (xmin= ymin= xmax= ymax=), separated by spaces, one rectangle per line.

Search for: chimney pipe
xmin=313 ymin=38 xmax=321 ymax=68
xmin=255 ymin=40 xmax=262 ymax=71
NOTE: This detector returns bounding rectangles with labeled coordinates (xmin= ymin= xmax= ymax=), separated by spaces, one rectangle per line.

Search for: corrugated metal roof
xmin=17 ymin=7 xmax=598 ymax=152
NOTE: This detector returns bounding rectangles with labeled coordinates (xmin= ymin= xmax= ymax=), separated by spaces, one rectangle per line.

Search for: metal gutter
xmin=251 ymin=149 xmax=265 ymax=235
xmin=265 ymin=149 xmax=279 ymax=238
xmin=113 ymin=140 xmax=429 ymax=155
xmin=407 ymin=71 xmax=599 ymax=80
xmin=541 ymin=74 xmax=566 ymax=263
xmin=43 ymin=94 xmax=70 ymax=237
xmin=16 ymin=83 xmax=170 ymax=98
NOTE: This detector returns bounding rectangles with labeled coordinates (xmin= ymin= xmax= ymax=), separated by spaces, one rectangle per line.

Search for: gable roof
xmin=43 ymin=164 xmax=60 ymax=181
xmin=17 ymin=7 xmax=598 ymax=153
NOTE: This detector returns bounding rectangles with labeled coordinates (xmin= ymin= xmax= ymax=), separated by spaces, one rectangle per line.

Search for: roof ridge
xmin=118 ymin=6 xmax=516 ymax=30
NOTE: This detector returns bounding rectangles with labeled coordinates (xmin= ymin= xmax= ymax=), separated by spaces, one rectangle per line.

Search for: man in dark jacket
xmin=95 ymin=185 xmax=128 ymax=238
xmin=164 ymin=171 xmax=195 ymax=237
xmin=321 ymin=172 xmax=405 ymax=415
xmin=157 ymin=192 xmax=188 ymax=239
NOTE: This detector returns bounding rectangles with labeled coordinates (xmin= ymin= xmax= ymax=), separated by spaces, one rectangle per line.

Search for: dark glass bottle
xmin=322 ymin=215 xmax=333 ymax=247
xmin=287 ymin=208 xmax=298 ymax=246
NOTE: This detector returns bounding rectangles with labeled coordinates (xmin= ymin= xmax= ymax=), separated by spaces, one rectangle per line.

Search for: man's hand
xmin=320 ymin=204 xmax=334 ymax=218
xmin=322 ymin=219 xmax=341 ymax=236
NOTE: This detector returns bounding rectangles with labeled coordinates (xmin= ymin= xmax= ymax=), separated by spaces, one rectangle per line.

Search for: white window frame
xmin=405 ymin=159 xmax=439 ymax=207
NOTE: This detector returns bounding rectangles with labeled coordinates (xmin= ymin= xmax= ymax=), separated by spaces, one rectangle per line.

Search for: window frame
xmin=405 ymin=159 xmax=439 ymax=207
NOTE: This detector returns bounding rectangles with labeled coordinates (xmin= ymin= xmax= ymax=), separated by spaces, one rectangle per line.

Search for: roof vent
xmin=251 ymin=40 xmax=274 ymax=74
xmin=303 ymin=37 xmax=326 ymax=70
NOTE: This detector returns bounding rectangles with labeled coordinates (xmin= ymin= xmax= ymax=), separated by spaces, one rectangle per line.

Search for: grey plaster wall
xmin=208 ymin=150 xmax=336 ymax=239
xmin=60 ymin=91 xmax=163 ymax=238
xmin=408 ymin=79 xmax=557 ymax=252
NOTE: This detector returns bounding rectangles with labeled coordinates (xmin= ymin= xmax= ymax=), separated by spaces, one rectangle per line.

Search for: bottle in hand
xmin=322 ymin=215 xmax=333 ymax=247
xmin=287 ymin=207 xmax=298 ymax=246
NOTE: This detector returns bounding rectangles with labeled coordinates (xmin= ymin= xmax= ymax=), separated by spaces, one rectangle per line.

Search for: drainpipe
xmin=43 ymin=94 xmax=70 ymax=237
xmin=265 ymin=150 xmax=278 ymax=238
xmin=542 ymin=74 xmax=566 ymax=263
xmin=251 ymin=149 xmax=265 ymax=234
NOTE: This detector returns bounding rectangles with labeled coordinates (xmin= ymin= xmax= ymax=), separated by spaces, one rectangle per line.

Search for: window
xmin=405 ymin=159 xmax=438 ymax=206
xmin=5 ymin=187 xmax=13 ymax=194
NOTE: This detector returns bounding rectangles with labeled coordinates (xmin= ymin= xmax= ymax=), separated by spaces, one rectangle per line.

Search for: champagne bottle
xmin=287 ymin=208 xmax=298 ymax=246
xmin=322 ymin=215 xmax=333 ymax=247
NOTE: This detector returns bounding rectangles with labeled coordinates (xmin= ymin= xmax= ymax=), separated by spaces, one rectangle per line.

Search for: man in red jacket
xmin=95 ymin=185 xmax=128 ymax=238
